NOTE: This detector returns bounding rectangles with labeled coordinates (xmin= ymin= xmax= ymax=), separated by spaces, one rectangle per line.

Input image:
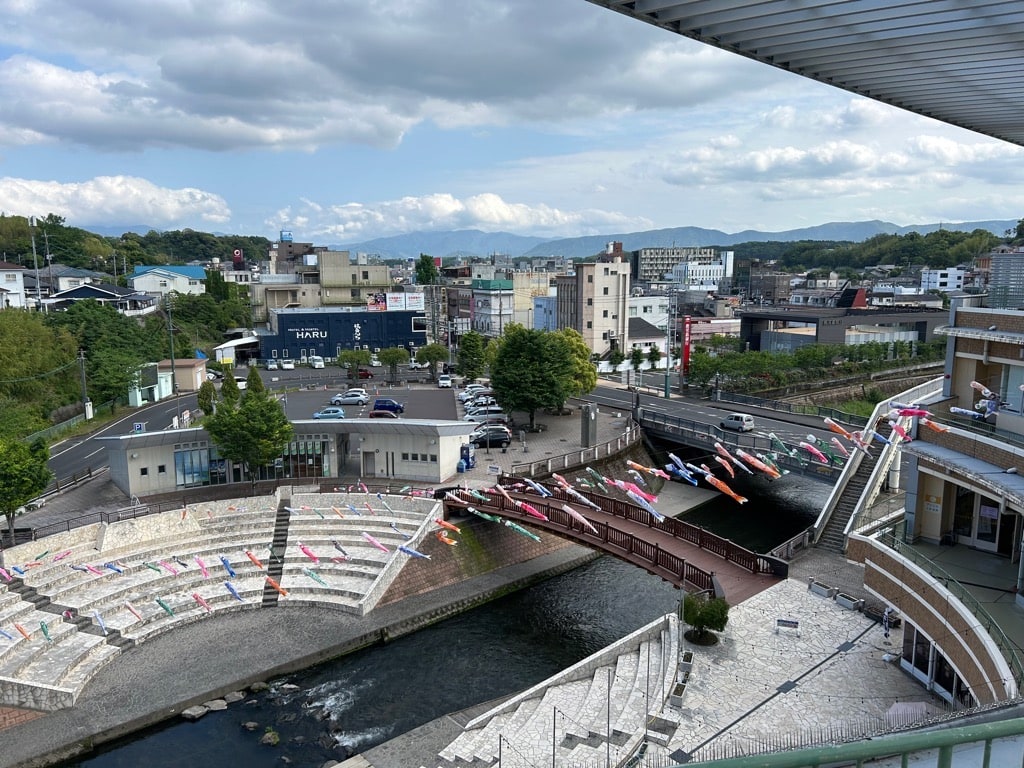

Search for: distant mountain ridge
xmin=334 ymin=219 xmax=1015 ymax=260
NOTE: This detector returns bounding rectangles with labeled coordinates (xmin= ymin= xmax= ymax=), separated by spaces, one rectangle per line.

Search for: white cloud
xmin=0 ymin=176 xmax=230 ymax=226
xmin=268 ymin=192 xmax=647 ymax=241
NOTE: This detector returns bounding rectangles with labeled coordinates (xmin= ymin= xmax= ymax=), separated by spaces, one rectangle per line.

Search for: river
xmin=60 ymin=472 xmax=827 ymax=767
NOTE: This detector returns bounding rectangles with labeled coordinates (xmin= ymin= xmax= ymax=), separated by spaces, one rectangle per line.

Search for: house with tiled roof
xmin=49 ymin=283 xmax=160 ymax=316
xmin=129 ymin=265 xmax=207 ymax=297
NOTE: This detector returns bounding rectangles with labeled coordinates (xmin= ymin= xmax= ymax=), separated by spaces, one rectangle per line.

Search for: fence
xmin=21 ymin=399 xmax=118 ymax=445
xmin=510 ymin=422 xmax=642 ymax=478
xmin=717 ymin=391 xmax=870 ymax=428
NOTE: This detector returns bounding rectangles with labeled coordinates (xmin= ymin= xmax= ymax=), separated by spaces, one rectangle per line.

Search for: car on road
xmin=720 ymin=413 xmax=755 ymax=432
xmin=372 ymin=398 xmax=405 ymax=414
xmin=469 ymin=424 xmax=512 ymax=448
xmin=368 ymin=410 xmax=399 ymax=418
xmin=281 ymin=359 xmax=295 ymax=370
xmin=437 ymin=374 xmax=453 ymax=388
xmin=313 ymin=406 xmax=346 ymax=419
xmin=265 ymin=359 xmax=279 ymax=371
xmin=356 ymin=368 xmax=374 ymax=379
xmin=408 ymin=360 xmax=428 ymax=370
xmin=331 ymin=390 xmax=369 ymax=406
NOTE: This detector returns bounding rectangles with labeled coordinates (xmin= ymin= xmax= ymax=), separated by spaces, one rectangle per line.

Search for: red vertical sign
xmin=682 ymin=315 xmax=692 ymax=375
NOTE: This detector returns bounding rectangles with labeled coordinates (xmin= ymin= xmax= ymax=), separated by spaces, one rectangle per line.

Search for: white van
xmin=720 ymin=413 xmax=754 ymax=432
xmin=308 ymin=355 xmax=325 ymax=369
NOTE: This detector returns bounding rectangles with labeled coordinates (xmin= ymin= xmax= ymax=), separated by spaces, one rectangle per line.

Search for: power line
xmin=0 ymin=359 xmax=78 ymax=384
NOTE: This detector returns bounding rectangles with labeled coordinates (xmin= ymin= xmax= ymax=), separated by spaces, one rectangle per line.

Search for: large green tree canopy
xmin=0 ymin=438 xmax=53 ymax=544
xmin=490 ymin=325 xmax=574 ymax=429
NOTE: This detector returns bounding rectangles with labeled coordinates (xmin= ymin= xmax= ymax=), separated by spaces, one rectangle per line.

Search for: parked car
xmin=281 ymin=359 xmax=295 ymax=370
xmin=469 ymin=424 xmax=512 ymax=448
xmin=331 ymin=390 xmax=369 ymax=406
xmin=369 ymin=356 xmax=382 ymax=367
xmin=372 ymin=398 xmax=405 ymax=414
xmin=206 ymin=369 xmax=224 ymax=381
xmin=720 ymin=413 xmax=755 ymax=432
xmin=308 ymin=355 xmax=325 ymax=369
xmin=466 ymin=396 xmax=497 ymax=410
xmin=437 ymin=374 xmax=453 ymax=388
xmin=368 ymin=410 xmax=399 ymax=419
xmin=408 ymin=360 xmax=428 ymax=370
xmin=265 ymin=359 xmax=279 ymax=371
xmin=233 ymin=376 xmax=248 ymax=391
xmin=356 ymin=368 xmax=374 ymax=379
xmin=464 ymin=407 xmax=510 ymax=424
xmin=313 ymin=406 xmax=346 ymax=419
xmin=457 ymin=384 xmax=489 ymax=402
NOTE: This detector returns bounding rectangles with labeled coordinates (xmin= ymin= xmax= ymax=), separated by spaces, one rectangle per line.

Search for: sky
xmin=0 ymin=0 xmax=1022 ymax=245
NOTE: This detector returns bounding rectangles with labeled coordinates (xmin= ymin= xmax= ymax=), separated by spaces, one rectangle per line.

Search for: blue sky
xmin=0 ymin=0 xmax=1022 ymax=244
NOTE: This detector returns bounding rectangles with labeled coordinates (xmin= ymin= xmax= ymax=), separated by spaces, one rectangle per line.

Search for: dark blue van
xmin=372 ymin=398 xmax=405 ymax=414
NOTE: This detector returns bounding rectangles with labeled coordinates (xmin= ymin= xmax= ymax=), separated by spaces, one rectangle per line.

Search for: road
xmin=47 ymin=374 xmax=851 ymax=485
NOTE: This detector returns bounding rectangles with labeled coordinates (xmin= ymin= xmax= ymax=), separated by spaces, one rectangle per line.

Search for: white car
xmin=458 ymin=384 xmax=488 ymax=402
xmin=281 ymin=359 xmax=295 ymax=370
xmin=437 ymin=374 xmax=453 ymax=388
xmin=408 ymin=360 xmax=428 ymax=370
xmin=331 ymin=390 xmax=369 ymax=406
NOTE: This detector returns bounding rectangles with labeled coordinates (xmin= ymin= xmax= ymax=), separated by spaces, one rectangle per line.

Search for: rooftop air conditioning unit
xmin=373 ymin=347 xmax=381 ymax=353
xmin=608 ymin=330 xmax=617 ymax=339
xmin=362 ymin=344 xmax=369 ymax=350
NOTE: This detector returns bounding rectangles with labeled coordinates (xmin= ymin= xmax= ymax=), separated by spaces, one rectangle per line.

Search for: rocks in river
xmin=181 ymin=705 xmax=208 ymax=721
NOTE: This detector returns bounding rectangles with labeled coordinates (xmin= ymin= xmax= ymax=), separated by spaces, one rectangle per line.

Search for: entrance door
xmin=362 ymin=451 xmax=376 ymax=477
xmin=998 ymin=512 xmax=1017 ymax=557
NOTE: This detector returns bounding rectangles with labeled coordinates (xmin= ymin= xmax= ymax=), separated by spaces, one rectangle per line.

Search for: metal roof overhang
xmin=935 ymin=325 xmax=1024 ymax=345
xmin=585 ymin=1 xmax=1024 ymax=147
xmin=904 ymin=440 xmax=1024 ymax=510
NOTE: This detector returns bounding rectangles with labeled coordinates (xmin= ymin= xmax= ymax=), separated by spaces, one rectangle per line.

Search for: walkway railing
xmin=876 ymin=529 xmax=1024 ymax=691
xmin=510 ymin=421 xmax=642 ymax=478
xmin=717 ymin=391 xmax=870 ymax=428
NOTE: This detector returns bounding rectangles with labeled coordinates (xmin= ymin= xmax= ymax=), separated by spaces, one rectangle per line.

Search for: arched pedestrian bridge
xmin=442 ymin=475 xmax=785 ymax=604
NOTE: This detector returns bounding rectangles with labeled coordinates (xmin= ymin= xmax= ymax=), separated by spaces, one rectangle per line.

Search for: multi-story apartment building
xmin=629 ymin=245 xmax=733 ymax=288
xmin=318 ymin=250 xmax=391 ymax=307
xmin=470 ymin=279 xmax=514 ymax=338
xmin=986 ymin=249 xmax=1024 ymax=309
xmin=555 ymin=259 xmax=630 ymax=357
xmin=921 ymin=267 xmax=967 ymax=294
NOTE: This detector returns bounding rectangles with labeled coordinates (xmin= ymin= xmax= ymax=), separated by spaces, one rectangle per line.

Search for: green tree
xmin=336 ymin=349 xmax=371 ymax=383
xmin=378 ymin=346 xmax=410 ymax=384
xmin=456 ymin=330 xmax=486 ymax=382
xmin=0 ymin=438 xmax=53 ymax=545
xmin=490 ymin=325 xmax=570 ymax=430
xmin=219 ymin=371 xmax=240 ymax=408
xmin=607 ymin=348 xmax=625 ymax=371
xmin=203 ymin=381 xmax=292 ymax=495
xmin=416 ymin=343 xmax=449 ymax=380
xmin=197 ymin=380 xmax=217 ymax=415
xmin=682 ymin=592 xmax=730 ymax=645
xmin=646 ymin=345 xmax=662 ymax=369
xmin=550 ymin=328 xmax=597 ymax=409
xmin=629 ymin=347 xmax=646 ymax=385
xmin=414 ymin=254 xmax=439 ymax=285
xmin=87 ymin=348 xmax=143 ymax=409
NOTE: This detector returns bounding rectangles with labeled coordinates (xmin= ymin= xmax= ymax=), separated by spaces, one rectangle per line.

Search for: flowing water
xmin=61 ymin=475 xmax=827 ymax=767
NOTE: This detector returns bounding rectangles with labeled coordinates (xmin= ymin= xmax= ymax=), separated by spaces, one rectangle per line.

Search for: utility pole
xmin=166 ymin=294 xmax=181 ymax=421
xmin=44 ymin=230 xmax=54 ymax=299
xmin=663 ymin=289 xmax=674 ymax=398
xmin=29 ymin=216 xmax=42 ymax=311
xmin=78 ymin=349 xmax=93 ymax=419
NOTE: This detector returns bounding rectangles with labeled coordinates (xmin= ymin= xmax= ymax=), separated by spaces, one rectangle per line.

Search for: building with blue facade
xmin=257 ymin=304 xmax=428 ymax=362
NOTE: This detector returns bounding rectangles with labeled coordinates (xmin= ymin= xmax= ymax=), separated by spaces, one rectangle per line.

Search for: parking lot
xmin=275 ymin=380 xmax=462 ymax=421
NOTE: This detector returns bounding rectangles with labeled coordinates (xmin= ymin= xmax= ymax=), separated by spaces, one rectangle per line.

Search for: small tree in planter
xmin=683 ymin=592 xmax=729 ymax=646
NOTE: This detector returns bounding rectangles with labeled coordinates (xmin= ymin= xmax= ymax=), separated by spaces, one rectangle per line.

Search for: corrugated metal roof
xmin=586 ymin=0 xmax=1024 ymax=147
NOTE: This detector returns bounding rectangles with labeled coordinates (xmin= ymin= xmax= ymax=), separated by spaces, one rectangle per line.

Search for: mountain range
xmin=329 ymin=219 xmax=1016 ymax=260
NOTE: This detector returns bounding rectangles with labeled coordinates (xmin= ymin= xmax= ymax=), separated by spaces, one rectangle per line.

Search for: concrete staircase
xmin=817 ymin=449 xmax=879 ymax=553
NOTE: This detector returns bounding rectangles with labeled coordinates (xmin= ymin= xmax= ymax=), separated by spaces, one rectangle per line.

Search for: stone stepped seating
xmin=515 ymin=679 xmax=593 ymax=762
xmin=0 ymin=611 xmax=78 ymax=677
xmin=563 ymin=661 xmax=614 ymax=742
xmin=15 ymin=630 xmax=114 ymax=689
xmin=0 ymin=603 xmax=57 ymax=648
xmin=450 ymin=704 xmax=530 ymax=764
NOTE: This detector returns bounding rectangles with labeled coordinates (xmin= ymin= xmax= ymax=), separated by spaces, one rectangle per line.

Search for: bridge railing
xmin=637 ymin=408 xmax=843 ymax=483
xmin=717 ymin=391 xmax=870 ymax=428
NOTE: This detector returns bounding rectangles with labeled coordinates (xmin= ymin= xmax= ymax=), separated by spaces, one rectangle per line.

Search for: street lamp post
xmin=29 ymin=216 xmax=42 ymax=311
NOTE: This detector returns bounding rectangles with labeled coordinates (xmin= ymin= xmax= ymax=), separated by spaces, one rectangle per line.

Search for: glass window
xmin=140 ymin=467 xmax=148 ymax=476
xmin=158 ymin=465 xmax=166 ymax=474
